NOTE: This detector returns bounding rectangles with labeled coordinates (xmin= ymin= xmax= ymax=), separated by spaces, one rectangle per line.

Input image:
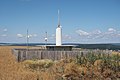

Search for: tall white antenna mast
xmin=56 ymin=9 xmax=62 ymax=46
xmin=58 ymin=9 xmax=60 ymax=27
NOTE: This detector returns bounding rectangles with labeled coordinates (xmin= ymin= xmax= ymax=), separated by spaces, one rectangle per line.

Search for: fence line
xmin=12 ymin=48 xmax=112 ymax=62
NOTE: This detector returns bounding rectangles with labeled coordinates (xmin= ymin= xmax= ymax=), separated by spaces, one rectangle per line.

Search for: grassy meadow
xmin=0 ymin=46 xmax=120 ymax=80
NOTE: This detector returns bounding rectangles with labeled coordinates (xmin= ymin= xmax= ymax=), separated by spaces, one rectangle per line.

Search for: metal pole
xmin=45 ymin=32 xmax=47 ymax=46
xmin=26 ymin=29 xmax=29 ymax=60
xmin=27 ymin=29 xmax=29 ymax=49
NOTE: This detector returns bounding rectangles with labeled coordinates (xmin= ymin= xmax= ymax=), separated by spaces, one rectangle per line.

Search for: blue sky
xmin=0 ymin=0 xmax=120 ymax=43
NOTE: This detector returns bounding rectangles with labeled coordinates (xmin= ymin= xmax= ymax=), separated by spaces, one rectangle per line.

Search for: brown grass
xmin=0 ymin=46 xmax=120 ymax=80
xmin=0 ymin=46 xmax=37 ymax=80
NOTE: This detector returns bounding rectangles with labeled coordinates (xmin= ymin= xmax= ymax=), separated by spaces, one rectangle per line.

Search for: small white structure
xmin=56 ymin=10 xmax=62 ymax=46
xmin=56 ymin=26 xmax=62 ymax=46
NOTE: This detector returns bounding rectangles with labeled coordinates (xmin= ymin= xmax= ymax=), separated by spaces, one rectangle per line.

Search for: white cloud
xmin=63 ymin=35 xmax=71 ymax=39
xmin=76 ymin=30 xmax=89 ymax=36
xmin=17 ymin=34 xmax=24 ymax=38
xmin=3 ymin=29 xmax=7 ymax=32
xmin=76 ymin=28 xmax=120 ymax=42
xmin=33 ymin=34 xmax=37 ymax=37
xmin=88 ymin=30 xmax=102 ymax=39
xmin=108 ymin=28 xmax=116 ymax=32
xmin=17 ymin=34 xmax=37 ymax=38
xmin=92 ymin=30 xmax=101 ymax=35
xmin=52 ymin=34 xmax=55 ymax=37
xmin=1 ymin=34 xmax=7 ymax=37
xmin=50 ymin=34 xmax=55 ymax=39
xmin=104 ymin=28 xmax=120 ymax=38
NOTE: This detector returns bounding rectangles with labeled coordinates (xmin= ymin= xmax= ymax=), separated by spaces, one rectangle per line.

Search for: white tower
xmin=56 ymin=10 xmax=62 ymax=46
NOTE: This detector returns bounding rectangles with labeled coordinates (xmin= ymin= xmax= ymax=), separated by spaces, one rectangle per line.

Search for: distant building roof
xmin=36 ymin=45 xmax=77 ymax=47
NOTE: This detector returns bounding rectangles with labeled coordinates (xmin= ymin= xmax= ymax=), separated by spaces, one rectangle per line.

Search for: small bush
xmin=23 ymin=59 xmax=54 ymax=70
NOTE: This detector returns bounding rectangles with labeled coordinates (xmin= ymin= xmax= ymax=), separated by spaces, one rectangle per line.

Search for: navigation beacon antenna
xmin=58 ymin=9 xmax=60 ymax=27
xmin=45 ymin=31 xmax=48 ymax=45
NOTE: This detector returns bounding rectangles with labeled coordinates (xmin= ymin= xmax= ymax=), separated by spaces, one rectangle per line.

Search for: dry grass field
xmin=0 ymin=46 xmax=120 ymax=80
xmin=0 ymin=46 xmax=37 ymax=80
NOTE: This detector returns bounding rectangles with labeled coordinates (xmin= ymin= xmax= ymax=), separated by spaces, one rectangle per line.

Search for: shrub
xmin=22 ymin=59 xmax=54 ymax=70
